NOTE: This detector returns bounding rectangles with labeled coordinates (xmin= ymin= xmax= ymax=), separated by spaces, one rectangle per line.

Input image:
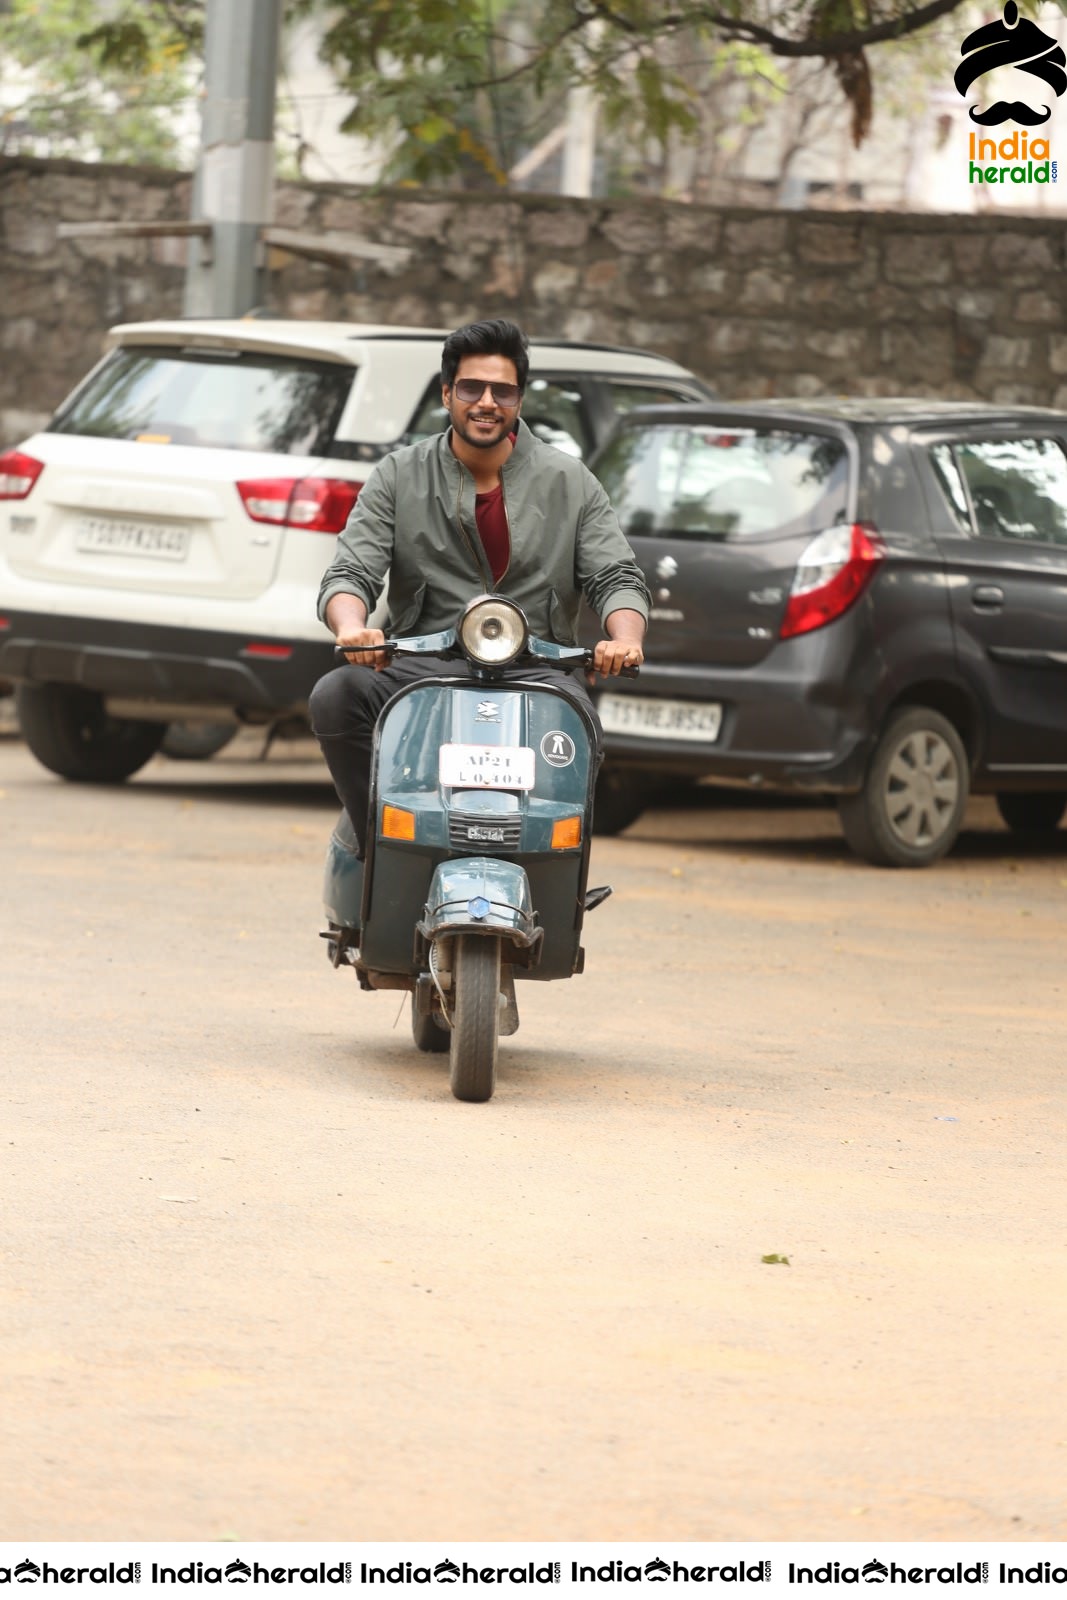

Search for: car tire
xmin=161 ymin=722 xmax=238 ymax=761
xmin=592 ymin=766 xmax=652 ymax=836
xmin=995 ymin=790 xmax=1067 ymax=836
xmin=838 ymin=707 xmax=969 ymax=868
xmin=15 ymin=682 xmax=166 ymax=783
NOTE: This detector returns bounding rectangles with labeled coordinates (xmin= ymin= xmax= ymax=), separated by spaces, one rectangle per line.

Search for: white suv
xmin=0 ymin=320 xmax=711 ymax=782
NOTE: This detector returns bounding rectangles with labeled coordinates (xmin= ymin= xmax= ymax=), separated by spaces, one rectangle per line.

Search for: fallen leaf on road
xmin=761 ymin=1253 xmax=791 ymax=1266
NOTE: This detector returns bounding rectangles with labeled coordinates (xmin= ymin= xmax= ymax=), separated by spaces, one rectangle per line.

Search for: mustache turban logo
xmin=954 ymin=0 xmax=1067 ymax=125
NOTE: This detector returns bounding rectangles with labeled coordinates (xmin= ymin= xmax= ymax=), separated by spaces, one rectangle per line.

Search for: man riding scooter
xmin=310 ymin=318 xmax=649 ymax=858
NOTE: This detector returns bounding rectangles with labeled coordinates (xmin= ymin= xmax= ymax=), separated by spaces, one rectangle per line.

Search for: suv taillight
xmin=779 ymin=523 xmax=884 ymax=640
xmin=0 ymin=450 xmax=44 ymax=500
xmin=236 ymin=476 xmax=362 ymax=533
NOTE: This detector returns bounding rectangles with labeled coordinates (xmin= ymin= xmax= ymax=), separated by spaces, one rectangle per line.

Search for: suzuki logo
xmin=655 ymin=555 xmax=678 ymax=581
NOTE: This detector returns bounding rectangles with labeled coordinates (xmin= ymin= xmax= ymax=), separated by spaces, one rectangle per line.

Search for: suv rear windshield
xmin=595 ymin=422 xmax=850 ymax=541
xmin=48 ymin=346 xmax=354 ymax=457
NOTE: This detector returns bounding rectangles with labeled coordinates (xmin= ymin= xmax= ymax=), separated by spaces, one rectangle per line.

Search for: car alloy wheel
xmin=838 ymin=707 xmax=969 ymax=868
xmin=883 ymin=727 xmax=960 ymax=849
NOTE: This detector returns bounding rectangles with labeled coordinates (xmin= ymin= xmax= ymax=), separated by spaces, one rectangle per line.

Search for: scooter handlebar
xmin=333 ymin=642 xmax=398 ymax=663
xmin=333 ymin=642 xmax=639 ymax=677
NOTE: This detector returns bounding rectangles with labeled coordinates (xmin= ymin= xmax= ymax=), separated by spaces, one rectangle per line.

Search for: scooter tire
xmin=449 ymin=934 xmax=501 ymax=1103
xmin=411 ymin=994 xmax=450 ymax=1053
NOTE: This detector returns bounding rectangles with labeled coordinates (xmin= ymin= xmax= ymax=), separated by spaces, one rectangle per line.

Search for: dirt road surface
xmin=1 ymin=728 xmax=1064 ymax=1545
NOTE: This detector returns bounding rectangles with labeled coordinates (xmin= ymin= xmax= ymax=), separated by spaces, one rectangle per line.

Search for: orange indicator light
xmin=551 ymin=816 xmax=582 ymax=850
xmin=381 ymin=805 xmax=416 ymax=841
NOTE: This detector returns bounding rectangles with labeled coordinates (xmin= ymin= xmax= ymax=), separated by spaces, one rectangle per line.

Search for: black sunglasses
xmin=452 ymin=378 xmax=522 ymax=406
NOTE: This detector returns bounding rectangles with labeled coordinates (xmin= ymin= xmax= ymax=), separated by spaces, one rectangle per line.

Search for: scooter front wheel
xmin=449 ymin=935 xmax=501 ymax=1103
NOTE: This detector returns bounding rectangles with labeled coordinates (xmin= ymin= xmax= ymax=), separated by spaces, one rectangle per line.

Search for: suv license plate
xmin=598 ymin=693 xmax=723 ymax=743
xmin=439 ymin=743 xmax=536 ymax=790
xmin=75 ymin=517 xmax=190 ymax=562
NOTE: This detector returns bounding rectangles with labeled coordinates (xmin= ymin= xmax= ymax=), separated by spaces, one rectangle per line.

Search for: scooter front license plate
xmin=439 ymin=742 xmax=536 ymax=790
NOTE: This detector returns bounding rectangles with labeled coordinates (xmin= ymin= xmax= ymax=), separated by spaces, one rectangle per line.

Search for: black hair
xmin=441 ymin=319 xmax=530 ymax=393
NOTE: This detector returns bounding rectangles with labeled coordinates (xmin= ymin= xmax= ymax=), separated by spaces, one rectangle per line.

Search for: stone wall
xmin=3 ymin=153 xmax=1067 ymax=445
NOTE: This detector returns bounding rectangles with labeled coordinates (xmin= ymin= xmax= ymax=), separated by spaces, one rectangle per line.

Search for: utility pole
xmin=183 ymin=0 xmax=283 ymax=317
xmin=57 ymin=0 xmax=410 ymax=305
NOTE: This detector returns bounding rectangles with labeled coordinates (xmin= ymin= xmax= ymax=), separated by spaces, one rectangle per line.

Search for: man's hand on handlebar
xmin=336 ymin=626 xmax=391 ymax=672
xmin=591 ymin=638 xmax=644 ymax=678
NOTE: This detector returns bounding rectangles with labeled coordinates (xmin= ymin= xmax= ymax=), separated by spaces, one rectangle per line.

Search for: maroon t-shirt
xmin=473 ymin=435 xmax=515 ymax=584
xmin=474 ymin=482 xmax=509 ymax=584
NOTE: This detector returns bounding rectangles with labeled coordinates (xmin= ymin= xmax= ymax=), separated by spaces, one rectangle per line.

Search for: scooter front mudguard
xmin=418 ymin=856 xmax=542 ymax=959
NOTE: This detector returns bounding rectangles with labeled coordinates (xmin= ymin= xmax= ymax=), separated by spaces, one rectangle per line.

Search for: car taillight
xmin=779 ymin=522 xmax=884 ymax=640
xmin=236 ymin=476 xmax=361 ymax=533
xmin=0 ymin=450 xmax=44 ymax=500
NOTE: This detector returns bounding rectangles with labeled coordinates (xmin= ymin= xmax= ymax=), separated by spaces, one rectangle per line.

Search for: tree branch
xmin=587 ymin=0 xmax=969 ymax=60
xmin=412 ymin=0 xmax=967 ymax=100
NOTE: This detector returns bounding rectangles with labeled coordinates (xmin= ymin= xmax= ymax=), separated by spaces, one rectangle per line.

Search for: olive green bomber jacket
xmin=316 ymin=419 xmax=650 ymax=644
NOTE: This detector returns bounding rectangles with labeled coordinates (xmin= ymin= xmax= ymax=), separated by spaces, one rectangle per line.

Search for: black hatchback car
xmin=588 ymin=399 xmax=1067 ymax=866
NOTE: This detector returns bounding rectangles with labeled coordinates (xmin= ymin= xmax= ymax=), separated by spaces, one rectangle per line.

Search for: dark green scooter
xmin=321 ymin=595 xmax=625 ymax=1103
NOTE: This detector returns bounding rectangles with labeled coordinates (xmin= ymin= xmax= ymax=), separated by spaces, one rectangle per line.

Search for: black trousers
xmin=309 ymin=657 xmax=602 ymax=855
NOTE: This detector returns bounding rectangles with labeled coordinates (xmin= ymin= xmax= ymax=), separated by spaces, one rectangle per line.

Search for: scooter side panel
xmin=359 ymin=846 xmax=435 ymax=972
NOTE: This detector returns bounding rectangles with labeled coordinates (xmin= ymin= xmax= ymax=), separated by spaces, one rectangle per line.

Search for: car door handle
xmin=972 ymin=585 xmax=1005 ymax=612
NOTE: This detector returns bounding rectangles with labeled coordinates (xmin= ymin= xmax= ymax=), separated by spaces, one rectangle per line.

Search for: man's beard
xmin=450 ymin=408 xmax=513 ymax=450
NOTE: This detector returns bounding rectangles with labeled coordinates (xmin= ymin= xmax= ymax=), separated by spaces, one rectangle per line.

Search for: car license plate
xmin=598 ymin=693 xmax=723 ymax=743
xmin=439 ymin=743 xmax=536 ymax=790
xmin=75 ymin=516 xmax=190 ymax=562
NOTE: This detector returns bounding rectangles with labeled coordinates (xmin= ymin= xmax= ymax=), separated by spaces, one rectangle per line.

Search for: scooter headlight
xmin=458 ymin=596 xmax=528 ymax=667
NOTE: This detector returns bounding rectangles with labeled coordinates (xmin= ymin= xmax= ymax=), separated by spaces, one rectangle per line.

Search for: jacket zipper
xmin=453 ymin=452 xmax=497 ymax=590
xmin=497 ymin=473 xmax=512 ymax=586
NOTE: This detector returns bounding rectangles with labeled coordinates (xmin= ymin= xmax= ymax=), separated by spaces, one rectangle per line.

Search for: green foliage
xmin=296 ymin=0 xmax=973 ymax=187
xmin=0 ymin=0 xmax=199 ymax=165
xmin=6 ymin=0 xmax=974 ymax=184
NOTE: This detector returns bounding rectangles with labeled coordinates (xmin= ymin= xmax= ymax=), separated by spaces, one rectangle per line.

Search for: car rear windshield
xmin=595 ymin=422 xmax=851 ymax=541
xmin=48 ymin=346 xmax=354 ymax=456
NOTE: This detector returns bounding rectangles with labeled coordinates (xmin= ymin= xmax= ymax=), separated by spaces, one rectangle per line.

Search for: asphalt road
xmin=1 ymin=727 xmax=1065 ymax=1544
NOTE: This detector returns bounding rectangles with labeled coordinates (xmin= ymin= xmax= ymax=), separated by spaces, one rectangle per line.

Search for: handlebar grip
xmin=566 ymin=655 xmax=640 ymax=679
xmin=334 ymin=642 xmax=396 ymax=663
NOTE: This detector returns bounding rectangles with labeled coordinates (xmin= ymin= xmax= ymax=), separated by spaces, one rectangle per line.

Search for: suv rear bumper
xmin=0 ymin=610 xmax=334 ymax=716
